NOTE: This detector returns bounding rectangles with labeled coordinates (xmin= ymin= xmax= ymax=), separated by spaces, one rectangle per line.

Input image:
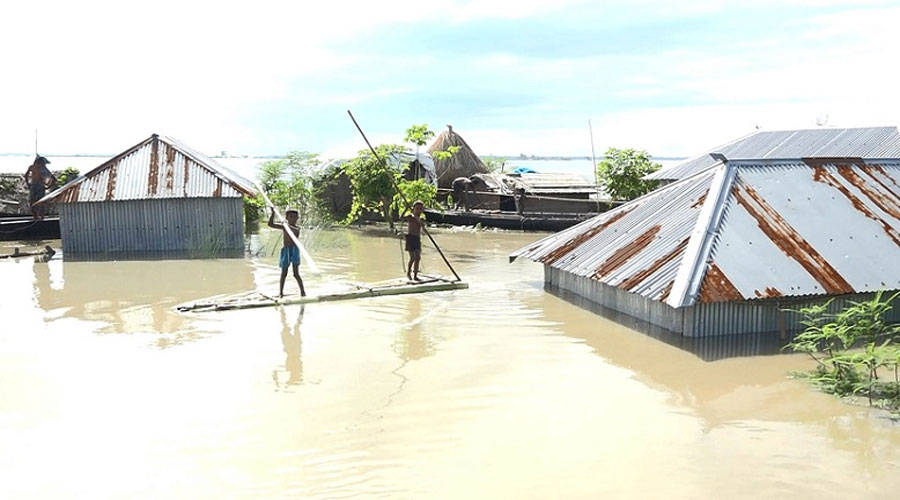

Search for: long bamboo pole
xmin=255 ymin=182 xmax=321 ymax=275
xmin=589 ymin=119 xmax=601 ymax=212
xmin=347 ymin=110 xmax=462 ymax=282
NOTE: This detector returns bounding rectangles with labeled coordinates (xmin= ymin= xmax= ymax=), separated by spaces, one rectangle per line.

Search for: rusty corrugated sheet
xmin=513 ymin=158 xmax=900 ymax=308
xmin=512 ymin=167 xmax=717 ymax=303
xmin=36 ymin=134 xmax=257 ymax=205
xmin=647 ymin=126 xmax=900 ymax=181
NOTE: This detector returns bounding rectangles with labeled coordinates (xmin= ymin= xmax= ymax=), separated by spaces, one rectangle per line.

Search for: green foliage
xmin=596 ymin=148 xmax=661 ymax=201
xmin=187 ymin=228 xmax=230 ymax=259
xmin=253 ymin=151 xmax=322 ymax=224
xmin=57 ymin=167 xmax=80 ymax=185
xmin=482 ymin=157 xmax=505 ymax=173
xmin=432 ymin=145 xmax=460 ymax=161
xmin=342 ymin=144 xmax=405 ymax=226
xmin=243 ymin=194 xmax=265 ymax=224
xmin=393 ymin=178 xmax=437 ymax=216
xmin=404 ymin=124 xmax=435 ymax=148
xmin=341 ymin=123 xmax=446 ymax=227
xmin=786 ymin=291 xmax=900 ymax=413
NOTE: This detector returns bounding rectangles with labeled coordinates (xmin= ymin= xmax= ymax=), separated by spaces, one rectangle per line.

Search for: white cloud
xmin=1 ymin=0 xmax=899 ymax=159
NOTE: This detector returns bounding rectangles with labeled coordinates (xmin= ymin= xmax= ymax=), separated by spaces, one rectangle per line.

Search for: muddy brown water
xmin=2 ymin=228 xmax=900 ymax=499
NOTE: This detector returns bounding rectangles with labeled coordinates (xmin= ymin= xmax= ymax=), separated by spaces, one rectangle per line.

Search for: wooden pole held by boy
xmin=347 ymin=110 xmax=462 ymax=282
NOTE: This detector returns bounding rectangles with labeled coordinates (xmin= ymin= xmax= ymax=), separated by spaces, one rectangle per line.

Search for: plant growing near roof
xmin=342 ymin=144 xmax=406 ymax=229
xmin=432 ymin=145 xmax=460 ymax=161
xmin=482 ymin=157 xmax=505 ymax=173
xmin=596 ymin=148 xmax=661 ymax=201
xmin=393 ymin=178 xmax=437 ymax=216
xmin=243 ymin=193 xmax=266 ymax=224
xmin=342 ymin=123 xmax=445 ymax=228
xmin=404 ymin=124 xmax=435 ymax=155
xmin=56 ymin=167 xmax=80 ymax=185
xmin=786 ymin=291 xmax=900 ymax=414
xmin=252 ymin=151 xmax=323 ymax=224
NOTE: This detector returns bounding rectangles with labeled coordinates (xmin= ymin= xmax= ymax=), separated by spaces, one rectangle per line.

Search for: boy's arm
xmin=24 ymin=166 xmax=32 ymax=184
xmin=266 ymin=209 xmax=282 ymax=230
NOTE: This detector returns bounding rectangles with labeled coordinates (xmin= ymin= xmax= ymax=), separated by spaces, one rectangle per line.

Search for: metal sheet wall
xmin=546 ymin=265 xmax=685 ymax=333
xmin=58 ymin=198 xmax=244 ymax=255
xmin=688 ymin=292 xmax=900 ymax=337
xmin=547 ymin=264 xmax=900 ymax=338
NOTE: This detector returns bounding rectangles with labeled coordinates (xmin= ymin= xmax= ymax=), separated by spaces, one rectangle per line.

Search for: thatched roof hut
xmin=427 ymin=125 xmax=488 ymax=188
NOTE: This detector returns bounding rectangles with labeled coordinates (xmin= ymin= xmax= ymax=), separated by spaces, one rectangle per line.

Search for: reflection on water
xmin=547 ymin=285 xmax=792 ymax=361
xmin=273 ymin=306 xmax=304 ymax=388
xmin=2 ymin=228 xmax=900 ymax=499
xmin=31 ymin=255 xmax=255 ymax=345
xmin=393 ymin=298 xmax=437 ymax=361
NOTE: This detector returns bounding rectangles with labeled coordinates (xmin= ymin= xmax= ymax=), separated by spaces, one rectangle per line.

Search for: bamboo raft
xmin=176 ymin=275 xmax=468 ymax=313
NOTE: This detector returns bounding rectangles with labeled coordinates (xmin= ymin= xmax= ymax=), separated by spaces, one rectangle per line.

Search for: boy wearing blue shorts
xmin=268 ymin=208 xmax=307 ymax=297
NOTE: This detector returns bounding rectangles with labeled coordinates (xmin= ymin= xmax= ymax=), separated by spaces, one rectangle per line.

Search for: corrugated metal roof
xmin=512 ymin=168 xmax=717 ymax=303
xmin=646 ymin=127 xmax=900 ymax=181
xmin=512 ymin=158 xmax=900 ymax=307
xmin=36 ymin=134 xmax=257 ymax=204
xmin=470 ymin=172 xmax=598 ymax=196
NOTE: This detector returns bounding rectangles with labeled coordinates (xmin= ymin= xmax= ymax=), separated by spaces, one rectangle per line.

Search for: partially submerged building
xmin=646 ymin=126 xmax=900 ymax=183
xmin=511 ymin=157 xmax=900 ymax=337
xmin=36 ymin=134 xmax=257 ymax=257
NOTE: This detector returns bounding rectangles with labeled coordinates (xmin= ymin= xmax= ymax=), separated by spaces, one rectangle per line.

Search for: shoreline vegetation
xmin=786 ymin=291 xmax=900 ymax=416
xmin=0 ymin=151 xmax=685 ymax=162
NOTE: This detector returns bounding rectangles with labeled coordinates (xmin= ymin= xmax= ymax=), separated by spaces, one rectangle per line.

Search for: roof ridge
xmin=665 ymin=162 xmax=738 ymax=307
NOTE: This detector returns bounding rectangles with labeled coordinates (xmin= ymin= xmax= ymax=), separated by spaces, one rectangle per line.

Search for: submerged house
xmin=36 ymin=134 xmax=256 ymax=257
xmin=511 ymin=157 xmax=900 ymax=337
xmin=646 ymin=126 xmax=900 ymax=184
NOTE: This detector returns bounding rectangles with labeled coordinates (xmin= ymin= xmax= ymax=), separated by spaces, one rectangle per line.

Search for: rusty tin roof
xmin=512 ymin=158 xmax=900 ymax=307
xmin=37 ymin=134 xmax=257 ymax=205
xmin=647 ymin=127 xmax=900 ymax=182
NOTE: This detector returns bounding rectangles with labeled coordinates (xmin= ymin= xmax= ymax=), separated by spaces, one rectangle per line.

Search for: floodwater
xmin=2 ymin=228 xmax=900 ymax=499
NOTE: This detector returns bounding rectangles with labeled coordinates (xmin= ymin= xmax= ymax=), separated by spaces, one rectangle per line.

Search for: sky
xmin=1 ymin=0 xmax=898 ymax=159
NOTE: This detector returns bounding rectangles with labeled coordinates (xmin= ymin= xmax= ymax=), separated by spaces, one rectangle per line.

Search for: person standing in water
xmin=404 ymin=200 xmax=425 ymax=281
xmin=451 ymin=176 xmax=475 ymax=211
xmin=268 ymin=208 xmax=306 ymax=297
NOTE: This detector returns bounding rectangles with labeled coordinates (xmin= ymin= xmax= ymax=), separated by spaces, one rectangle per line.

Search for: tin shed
xmin=36 ymin=134 xmax=257 ymax=257
xmin=511 ymin=158 xmax=900 ymax=337
xmin=646 ymin=126 xmax=900 ymax=183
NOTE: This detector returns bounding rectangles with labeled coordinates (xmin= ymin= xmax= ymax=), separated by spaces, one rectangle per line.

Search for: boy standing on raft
xmin=268 ymin=208 xmax=307 ymax=297
xmin=404 ymin=201 xmax=425 ymax=281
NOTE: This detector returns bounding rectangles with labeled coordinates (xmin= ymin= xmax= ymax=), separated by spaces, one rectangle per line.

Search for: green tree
xmin=596 ymin=148 xmax=661 ymax=201
xmin=393 ymin=178 xmax=437 ymax=216
xmin=249 ymin=151 xmax=322 ymax=224
xmin=343 ymin=144 xmax=406 ymax=228
xmin=404 ymin=124 xmax=435 ymax=155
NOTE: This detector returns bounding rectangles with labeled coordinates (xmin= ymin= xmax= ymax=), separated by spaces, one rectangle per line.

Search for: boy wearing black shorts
xmin=404 ymin=201 xmax=425 ymax=281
